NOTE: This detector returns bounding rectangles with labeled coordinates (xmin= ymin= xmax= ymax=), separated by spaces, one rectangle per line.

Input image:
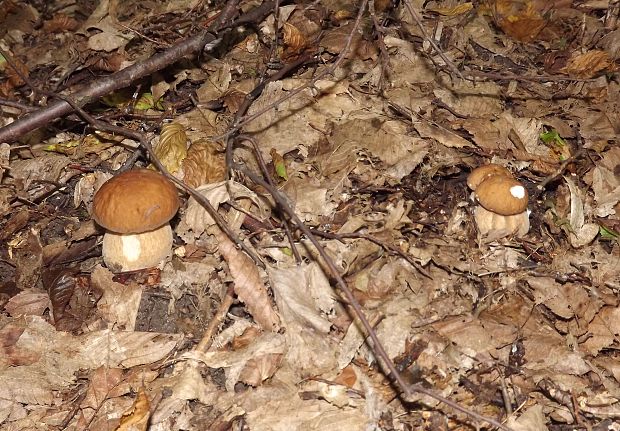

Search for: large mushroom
xmin=91 ymin=169 xmax=180 ymax=272
xmin=467 ymin=164 xmax=530 ymax=240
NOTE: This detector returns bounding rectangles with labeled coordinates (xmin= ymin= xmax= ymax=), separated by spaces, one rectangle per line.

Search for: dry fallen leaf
xmin=217 ymin=232 xmax=280 ymax=331
xmin=117 ymin=387 xmax=151 ymax=431
xmin=156 ymin=122 xmax=188 ymax=174
xmin=182 ymin=139 xmax=226 ymax=188
xmin=561 ymin=50 xmax=613 ymax=79
xmin=492 ymin=0 xmax=547 ymax=42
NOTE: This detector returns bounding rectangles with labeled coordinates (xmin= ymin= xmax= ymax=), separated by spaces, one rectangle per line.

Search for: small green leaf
xmin=281 ymin=247 xmax=293 ymax=256
xmin=599 ymin=225 xmax=619 ymax=241
xmin=44 ymin=140 xmax=80 ymax=154
xmin=135 ymin=92 xmax=164 ymax=111
xmin=540 ymin=129 xmax=567 ymax=147
xmin=270 ymin=148 xmax=288 ymax=181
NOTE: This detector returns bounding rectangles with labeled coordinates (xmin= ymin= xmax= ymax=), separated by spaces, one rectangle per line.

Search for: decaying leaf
xmin=81 ymin=366 xmax=123 ymax=409
xmin=176 ymin=180 xmax=270 ymax=241
xmin=155 ymin=122 xmax=188 ymax=174
xmin=428 ymin=2 xmax=473 ymax=16
xmin=564 ymin=176 xmax=599 ymax=247
xmin=283 ymin=22 xmax=307 ymax=52
xmin=4 ymin=54 xmax=28 ymax=87
xmin=268 ymin=263 xmax=334 ymax=332
xmin=117 ymin=387 xmax=151 ymax=431
xmin=185 ymin=331 xmax=286 ymax=392
xmin=217 ymin=232 xmax=280 ymax=331
xmin=492 ymin=0 xmax=547 ymax=42
xmin=90 ymin=265 xmax=142 ymax=331
xmin=561 ymin=50 xmax=613 ymax=79
xmin=8 ymin=154 xmax=71 ymax=190
xmin=182 ymin=139 xmax=226 ymax=188
xmin=42 ymin=13 xmax=79 ymax=32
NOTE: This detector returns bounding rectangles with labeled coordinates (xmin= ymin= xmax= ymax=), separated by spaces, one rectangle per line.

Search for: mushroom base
xmin=474 ymin=206 xmax=529 ymax=241
xmin=102 ymin=224 xmax=173 ymax=273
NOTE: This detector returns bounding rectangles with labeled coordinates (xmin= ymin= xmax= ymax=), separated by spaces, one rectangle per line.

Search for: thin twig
xmin=402 ymin=0 xmax=465 ymax=81
xmin=195 ymin=284 xmax=235 ymax=353
xmin=310 ymin=229 xmax=431 ymax=278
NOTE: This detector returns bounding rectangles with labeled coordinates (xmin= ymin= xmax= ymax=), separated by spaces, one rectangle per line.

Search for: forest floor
xmin=1 ymin=0 xmax=620 ymax=430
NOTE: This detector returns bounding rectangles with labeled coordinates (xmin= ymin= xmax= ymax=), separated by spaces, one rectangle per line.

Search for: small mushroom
xmin=466 ymin=164 xmax=512 ymax=191
xmin=467 ymin=167 xmax=530 ymax=239
xmin=91 ymin=169 xmax=180 ymax=272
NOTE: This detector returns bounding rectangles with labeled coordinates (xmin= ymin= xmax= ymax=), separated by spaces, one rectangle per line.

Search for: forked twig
xmin=402 ymin=0 xmax=465 ymax=81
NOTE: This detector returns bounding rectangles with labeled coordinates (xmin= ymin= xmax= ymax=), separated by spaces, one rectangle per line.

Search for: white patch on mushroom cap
xmin=510 ymin=185 xmax=525 ymax=199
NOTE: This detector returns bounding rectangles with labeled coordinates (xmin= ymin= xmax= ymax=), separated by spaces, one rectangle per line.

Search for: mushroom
xmin=91 ymin=169 xmax=180 ymax=272
xmin=467 ymin=166 xmax=529 ymax=240
xmin=466 ymin=163 xmax=512 ymax=190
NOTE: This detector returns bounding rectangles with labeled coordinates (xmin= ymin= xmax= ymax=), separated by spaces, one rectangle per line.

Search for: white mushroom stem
xmin=474 ymin=206 xmax=530 ymax=239
xmin=102 ymin=224 xmax=173 ymax=272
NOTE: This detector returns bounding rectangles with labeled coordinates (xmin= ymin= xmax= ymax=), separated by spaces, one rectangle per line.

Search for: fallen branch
xmin=0 ymin=0 xmax=283 ymax=144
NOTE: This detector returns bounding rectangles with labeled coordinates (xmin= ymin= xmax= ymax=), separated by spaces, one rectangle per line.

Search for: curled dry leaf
xmin=238 ymin=353 xmax=284 ymax=387
xmin=176 ymin=181 xmax=270 ymax=241
xmin=156 ymin=122 xmax=188 ymax=174
xmin=217 ymin=232 xmax=280 ymax=331
xmin=182 ymin=140 xmax=226 ymax=188
xmin=43 ymin=268 xmax=77 ymax=321
xmin=4 ymin=55 xmax=28 ymax=87
xmin=561 ymin=50 xmax=613 ymax=79
xmin=117 ymin=387 xmax=151 ymax=431
xmin=90 ymin=53 xmax=125 ymax=72
xmin=564 ymin=176 xmax=599 ymax=248
xmin=42 ymin=13 xmax=79 ymax=33
xmin=283 ymin=22 xmax=307 ymax=52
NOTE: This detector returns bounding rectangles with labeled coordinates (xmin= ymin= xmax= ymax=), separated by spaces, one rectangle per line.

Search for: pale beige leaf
xmin=506 ymin=405 xmax=548 ymax=431
xmin=3 ymin=288 xmax=50 ymax=317
xmin=176 ymin=180 xmax=270 ymax=242
xmin=81 ymin=366 xmax=123 ymax=409
xmin=0 ymin=316 xmax=181 ymax=406
xmin=414 ymin=120 xmax=473 ymax=148
xmin=187 ymin=332 xmax=285 ymax=391
xmin=170 ymin=364 xmax=218 ymax=405
xmin=238 ymin=353 xmax=283 ymax=387
xmin=9 ymin=154 xmax=70 ymax=189
xmin=217 ymin=233 xmax=280 ymax=331
xmin=245 ymin=394 xmax=368 ymax=431
xmin=156 ymin=122 xmax=188 ymax=174
xmin=90 ymin=265 xmax=142 ymax=330
xmin=269 ymin=265 xmax=333 ymax=332
xmin=564 ymin=176 xmax=599 ymax=247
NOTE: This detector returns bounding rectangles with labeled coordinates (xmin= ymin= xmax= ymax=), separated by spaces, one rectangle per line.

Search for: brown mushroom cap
xmin=92 ymin=169 xmax=179 ymax=234
xmin=474 ymin=175 xmax=528 ymax=216
xmin=467 ymin=164 xmax=512 ymax=191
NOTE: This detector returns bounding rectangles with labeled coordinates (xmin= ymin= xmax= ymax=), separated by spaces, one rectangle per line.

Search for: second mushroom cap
xmin=474 ymin=175 xmax=528 ymax=216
